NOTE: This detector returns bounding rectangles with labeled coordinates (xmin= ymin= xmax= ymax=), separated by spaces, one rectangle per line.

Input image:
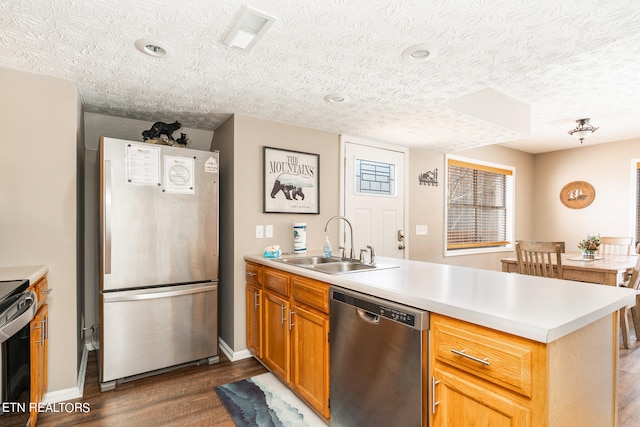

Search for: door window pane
xmin=356 ymin=159 xmax=395 ymax=196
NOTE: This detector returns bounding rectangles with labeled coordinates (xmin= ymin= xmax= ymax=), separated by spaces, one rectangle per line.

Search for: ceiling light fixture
xmin=134 ymin=38 xmax=173 ymax=58
xmin=223 ymin=6 xmax=277 ymax=52
xmin=401 ymin=43 xmax=438 ymax=62
xmin=568 ymin=118 xmax=599 ymax=143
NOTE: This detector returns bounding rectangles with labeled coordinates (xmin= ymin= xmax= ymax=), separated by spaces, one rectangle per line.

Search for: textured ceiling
xmin=2 ymin=0 xmax=640 ymax=154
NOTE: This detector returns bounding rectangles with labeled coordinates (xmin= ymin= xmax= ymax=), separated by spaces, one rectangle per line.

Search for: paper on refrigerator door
xmin=126 ymin=144 xmax=161 ymax=185
xmin=164 ymin=155 xmax=195 ymax=194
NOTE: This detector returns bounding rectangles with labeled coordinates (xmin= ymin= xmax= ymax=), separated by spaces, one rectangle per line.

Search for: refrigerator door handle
xmin=104 ymin=159 xmax=112 ymax=275
xmin=103 ymin=283 xmax=217 ymax=303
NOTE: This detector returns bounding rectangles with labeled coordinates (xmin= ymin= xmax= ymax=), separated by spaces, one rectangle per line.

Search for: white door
xmin=343 ymin=138 xmax=407 ymax=259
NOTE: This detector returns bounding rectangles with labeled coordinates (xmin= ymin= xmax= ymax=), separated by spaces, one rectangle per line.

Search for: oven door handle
xmin=0 ymin=291 xmax=37 ymax=344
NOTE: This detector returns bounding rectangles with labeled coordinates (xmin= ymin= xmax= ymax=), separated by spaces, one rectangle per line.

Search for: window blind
xmin=447 ymin=159 xmax=512 ymax=250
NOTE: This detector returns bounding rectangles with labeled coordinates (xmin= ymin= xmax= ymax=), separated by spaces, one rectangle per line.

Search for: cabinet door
xmin=246 ymin=282 xmax=262 ymax=358
xmin=263 ymin=290 xmax=290 ymax=382
xmin=291 ymin=304 xmax=330 ymax=418
xmin=431 ymin=366 xmax=530 ymax=427
xmin=30 ymin=304 xmax=48 ymax=426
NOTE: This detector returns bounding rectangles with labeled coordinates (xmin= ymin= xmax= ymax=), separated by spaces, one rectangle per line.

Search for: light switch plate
xmin=266 ymin=224 xmax=273 ymax=238
xmin=256 ymin=225 xmax=264 ymax=238
xmin=416 ymin=225 xmax=428 ymax=235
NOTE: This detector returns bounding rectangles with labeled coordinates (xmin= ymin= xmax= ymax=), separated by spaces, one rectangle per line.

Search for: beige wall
xmin=212 ymin=114 xmax=340 ymax=354
xmin=0 ymin=67 xmax=81 ymax=393
xmin=533 ymin=137 xmax=640 ymax=249
xmin=408 ymin=144 xmax=535 ymax=270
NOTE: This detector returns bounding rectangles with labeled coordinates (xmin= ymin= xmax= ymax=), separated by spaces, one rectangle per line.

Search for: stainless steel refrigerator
xmin=98 ymin=137 xmax=219 ymax=391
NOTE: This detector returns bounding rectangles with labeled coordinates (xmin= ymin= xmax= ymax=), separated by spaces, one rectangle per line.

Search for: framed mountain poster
xmin=263 ymin=146 xmax=320 ymax=214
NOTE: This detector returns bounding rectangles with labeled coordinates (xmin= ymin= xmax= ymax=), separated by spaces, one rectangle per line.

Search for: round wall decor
xmin=560 ymin=180 xmax=595 ymax=209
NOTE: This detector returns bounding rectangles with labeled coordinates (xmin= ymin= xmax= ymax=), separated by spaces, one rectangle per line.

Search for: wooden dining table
xmin=500 ymin=252 xmax=639 ymax=286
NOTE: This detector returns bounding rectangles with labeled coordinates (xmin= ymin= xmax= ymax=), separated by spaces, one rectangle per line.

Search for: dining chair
xmin=599 ymin=236 xmax=633 ymax=256
xmin=515 ymin=241 xmax=564 ymax=279
xmin=619 ymin=256 xmax=640 ymax=348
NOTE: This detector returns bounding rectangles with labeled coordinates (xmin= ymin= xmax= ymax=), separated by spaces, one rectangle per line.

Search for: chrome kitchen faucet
xmin=324 ymin=216 xmax=355 ymax=261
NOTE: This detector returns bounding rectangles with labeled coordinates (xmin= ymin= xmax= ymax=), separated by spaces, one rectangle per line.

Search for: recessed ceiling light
xmin=401 ymin=44 xmax=438 ymax=62
xmin=134 ymin=38 xmax=173 ymax=58
xmin=324 ymin=93 xmax=346 ymax=103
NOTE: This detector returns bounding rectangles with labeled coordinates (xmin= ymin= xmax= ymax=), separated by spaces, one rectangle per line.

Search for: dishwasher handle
xmin=357 ymin=308 xmax=380 ymax=324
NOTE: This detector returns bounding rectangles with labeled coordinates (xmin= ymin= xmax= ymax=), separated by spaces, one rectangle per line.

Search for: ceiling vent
xmin=223 ymin=6 xmax=278 ymax=52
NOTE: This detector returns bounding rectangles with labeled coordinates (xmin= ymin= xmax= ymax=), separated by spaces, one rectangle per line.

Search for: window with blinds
xmin=446 ymin=157 xmax=514 ymax=251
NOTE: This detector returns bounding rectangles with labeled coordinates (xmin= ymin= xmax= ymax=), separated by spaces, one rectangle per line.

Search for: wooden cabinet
xmin=245 ymin=262 xmax=262 ymax=358
xmin=290 ymin=276 xmax=330 ymax=419
xmin=429 ymin=312 xmax=619 ymax=426
xmin=29 ymin=276 xmax=50 ymax=427
xmin=430 ymin=313 xmax=534 ymax=426
xmin=262 ymin=267 xmax=291 ymax=382
xmin=245 ymin=263 xmax=330 ymax=420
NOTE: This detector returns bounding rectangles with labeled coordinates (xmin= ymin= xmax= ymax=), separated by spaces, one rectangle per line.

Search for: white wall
xmin=0 ymin=67 xmax=81 ymax=393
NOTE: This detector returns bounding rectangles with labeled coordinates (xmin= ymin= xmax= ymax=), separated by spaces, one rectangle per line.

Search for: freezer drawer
xmin=100 ymin=282 xmax=218 ymax=387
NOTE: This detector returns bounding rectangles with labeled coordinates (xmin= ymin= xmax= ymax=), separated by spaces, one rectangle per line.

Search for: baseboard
xmin=41 ymin=345 xmax=89 ymax=404
xmin=218 ymin=337 xmax=253 ymax=362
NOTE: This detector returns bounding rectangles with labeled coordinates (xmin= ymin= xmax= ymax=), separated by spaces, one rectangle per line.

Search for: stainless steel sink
xmin=276 ymin=256 xmax=343 ymax=265
xmin=273 ymin=255 xmax=397 ymax=275
xmin=311 ymin=262 xmax=377 ymax=274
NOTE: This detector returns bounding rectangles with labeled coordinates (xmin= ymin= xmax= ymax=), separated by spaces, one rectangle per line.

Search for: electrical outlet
xmin=256 ymin=225 xmax=264 ymax=238
xmin=266 ymin=224 xmax=273 ymax=238
xmin=416 ymin=225 xmax=428 ymax=235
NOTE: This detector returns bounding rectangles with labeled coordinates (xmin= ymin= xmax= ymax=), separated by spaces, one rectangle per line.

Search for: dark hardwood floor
xmin=36 ymin=351 xmax=267 ymax=427
xmin=18 ymin=318 xmax=640 ymax=426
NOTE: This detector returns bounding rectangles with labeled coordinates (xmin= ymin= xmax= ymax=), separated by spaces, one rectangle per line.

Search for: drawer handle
xmin=451 ymin=348 xmax=491 ymax=366
xmin=246 ymin=272 xmax=257 ymax=278
xmin=41 ymin=288 xmax=53 ymax=295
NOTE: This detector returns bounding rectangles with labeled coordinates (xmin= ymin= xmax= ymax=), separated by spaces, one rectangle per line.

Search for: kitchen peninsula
xmin=245 ymin=253 xmax=636 ymax=426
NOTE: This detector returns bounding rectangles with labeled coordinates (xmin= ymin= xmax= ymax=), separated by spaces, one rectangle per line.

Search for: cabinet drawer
xmin=292 ymin=276 xmax=329 ymax=313
xmin=431 ymin=314 xmax=540 ymax=398
xmin=263 ymin=267 xmax=290 ymax=296
xmin=245 ymin=262 xmax=262 ymax=286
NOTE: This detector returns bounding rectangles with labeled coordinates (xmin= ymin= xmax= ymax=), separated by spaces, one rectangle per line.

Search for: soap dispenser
xmin=323 ymin=235 xmax=332 ymax=258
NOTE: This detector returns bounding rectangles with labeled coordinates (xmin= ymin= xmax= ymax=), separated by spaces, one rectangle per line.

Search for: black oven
xmin=0 ymin=279 xmax=35 ymax=425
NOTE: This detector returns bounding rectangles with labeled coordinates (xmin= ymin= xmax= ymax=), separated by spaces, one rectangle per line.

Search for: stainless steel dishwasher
xmin=330 ymin=287 xmax=429 ymax=427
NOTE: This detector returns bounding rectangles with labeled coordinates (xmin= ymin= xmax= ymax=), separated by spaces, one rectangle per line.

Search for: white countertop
xmin=0 ymin=265 xmax=48 ymax=284
xmin=245 ymin=254 xmax=637 ymax=343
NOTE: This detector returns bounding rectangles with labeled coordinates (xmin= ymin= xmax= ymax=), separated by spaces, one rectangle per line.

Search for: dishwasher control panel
xmin=332 ymin=289 xmax=419 ymax=327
